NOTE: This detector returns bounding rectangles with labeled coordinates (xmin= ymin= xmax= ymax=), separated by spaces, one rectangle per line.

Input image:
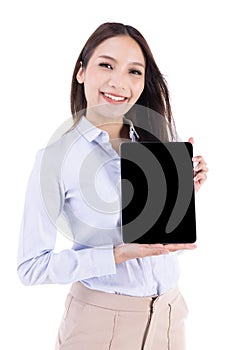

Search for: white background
xmin=0 ymin=0 xmax=232 ymax=349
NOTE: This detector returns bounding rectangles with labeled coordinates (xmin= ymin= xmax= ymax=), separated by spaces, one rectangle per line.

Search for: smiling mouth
xmin=101 ymin=92 xmax=128 ymax=103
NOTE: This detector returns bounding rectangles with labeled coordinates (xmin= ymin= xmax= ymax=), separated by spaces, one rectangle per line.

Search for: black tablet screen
xmin=120 ymin=142 xmax=196 ymax=244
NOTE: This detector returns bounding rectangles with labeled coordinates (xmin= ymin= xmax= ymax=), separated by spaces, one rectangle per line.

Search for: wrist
xmin=114 ymin=245 xmax=124 ymax=264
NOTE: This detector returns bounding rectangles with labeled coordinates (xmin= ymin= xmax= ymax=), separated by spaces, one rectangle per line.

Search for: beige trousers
xmin=55 ymin=282 xmax=188 ymax=350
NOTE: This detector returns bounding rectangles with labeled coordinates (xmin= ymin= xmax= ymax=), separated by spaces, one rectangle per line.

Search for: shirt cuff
xmin=87 ymin=246 xmax=116 ymax=277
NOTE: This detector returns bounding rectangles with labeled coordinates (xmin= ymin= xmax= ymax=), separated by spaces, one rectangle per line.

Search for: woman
xmin=17 ymin=22 xmax=208 ymax=350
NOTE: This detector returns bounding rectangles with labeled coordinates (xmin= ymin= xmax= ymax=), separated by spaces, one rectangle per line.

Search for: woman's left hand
xmin=188 ymin=137 xmax=208 ymax=192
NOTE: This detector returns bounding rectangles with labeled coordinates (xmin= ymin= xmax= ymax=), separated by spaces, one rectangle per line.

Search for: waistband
xmin=70 ymin=282 xmax=179 ymax=312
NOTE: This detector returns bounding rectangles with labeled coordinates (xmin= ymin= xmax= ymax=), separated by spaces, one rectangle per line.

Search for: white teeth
xmin=103 ymin=93 xmax=126 ymax=102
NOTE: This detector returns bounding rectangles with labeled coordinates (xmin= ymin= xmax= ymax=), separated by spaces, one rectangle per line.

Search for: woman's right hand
xmin=114 ymin=243 xmax=196 ymax=264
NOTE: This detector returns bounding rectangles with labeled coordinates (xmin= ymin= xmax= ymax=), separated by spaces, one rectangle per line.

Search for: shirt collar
xmin=76 ymin=115 xmax=102 ymax=142
xmin=76 ymin=115 xmax=140 ymax=143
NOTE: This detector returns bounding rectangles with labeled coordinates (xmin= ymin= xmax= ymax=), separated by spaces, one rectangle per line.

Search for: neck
xmin=100 ymin=122 xmax=126 ymax=139
xmin=86 ymin=113 xmax=127 ymax=140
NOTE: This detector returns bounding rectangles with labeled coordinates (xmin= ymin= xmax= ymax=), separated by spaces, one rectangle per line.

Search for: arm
xmin=17 ymin=150 xmax=116 ymax=285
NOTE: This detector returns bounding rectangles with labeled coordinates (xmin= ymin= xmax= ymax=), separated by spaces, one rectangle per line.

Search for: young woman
xmin=17 ymin=22 xmax=208 ymax=350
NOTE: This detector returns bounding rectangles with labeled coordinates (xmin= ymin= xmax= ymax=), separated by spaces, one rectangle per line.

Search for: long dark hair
xmin=70 ymin=22 xmax=177 ymax=141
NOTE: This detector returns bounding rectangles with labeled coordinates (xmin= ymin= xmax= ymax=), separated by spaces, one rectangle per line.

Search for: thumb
xmin=188 ymin=137 xmax=194 ymax=145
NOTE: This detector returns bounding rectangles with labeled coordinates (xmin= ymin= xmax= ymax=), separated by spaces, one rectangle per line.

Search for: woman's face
xmin=77 ymin=35 xmax=145 ymax=124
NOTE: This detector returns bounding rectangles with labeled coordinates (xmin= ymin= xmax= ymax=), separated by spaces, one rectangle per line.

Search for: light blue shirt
xmin=17 ymin=116 xmax=180 ymax=296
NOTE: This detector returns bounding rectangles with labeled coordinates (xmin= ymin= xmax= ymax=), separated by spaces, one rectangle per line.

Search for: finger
xmin=193 ymin=169 xmax=208 ymax=180
xmin=188 ymin=137 xmax=194 ymax=145
xmin=194 ymin=164 xmax=208 ymax=173
xmin=148 ymin=244 xmax=170 ymax=253
xmin=152 ymin=248 xmax=170 ymax=255
xmin=140 ymin=246 xmax=169 ymax=257
xmin=194 ymin=182 xmax=201 ymax=192
xmin=194 ymin=176 xmax=207 ymax=189
xmin=147 ymin=244 xmax=165 ymax=248
xmin=194 ymin=174 xmax=207 ymax=191
xmin=165 ymin=243 xmax=197 ymax=252
xmin=192 ymin=156 xmax=206 ymax=163
xmin=194 ymin=172 xmax=207 ymax=182
xmin=192 ymin=156 xmax=208 ymax=177
xmin=139 ymin=244 xmax=165 ymax=250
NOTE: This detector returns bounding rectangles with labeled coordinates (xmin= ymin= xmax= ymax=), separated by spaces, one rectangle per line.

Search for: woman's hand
xmin=114 ymin=243 xmax=196 ymax=264
xmin=188 ymin=137 xmax=208 ymax=192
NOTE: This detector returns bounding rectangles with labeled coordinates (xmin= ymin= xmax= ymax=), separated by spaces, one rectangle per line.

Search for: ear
xmin=76 ymin=65 xmax=85 ymax=84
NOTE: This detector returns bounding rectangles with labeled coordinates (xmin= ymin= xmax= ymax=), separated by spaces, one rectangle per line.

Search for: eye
xmin=129 ymin=69 xmax=143 ymax=76
xmin=99 ymin=62 xmax=113 ymax=70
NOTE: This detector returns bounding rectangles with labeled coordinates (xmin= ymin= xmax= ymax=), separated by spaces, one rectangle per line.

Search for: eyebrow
xmin=98 ymin=55 xmax=145 ymax=68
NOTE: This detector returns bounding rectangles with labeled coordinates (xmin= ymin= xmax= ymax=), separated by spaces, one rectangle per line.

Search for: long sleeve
xmin=17 ymin=149 xmax=116 ymax=286
xmin=17 ymin=117 xmax=182 ymax=296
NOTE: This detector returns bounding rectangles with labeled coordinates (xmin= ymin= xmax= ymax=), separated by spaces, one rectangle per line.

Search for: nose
xmin=108 ymin=70 xmax=127 ymax=90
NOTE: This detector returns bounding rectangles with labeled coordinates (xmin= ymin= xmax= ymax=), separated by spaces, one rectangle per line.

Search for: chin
xmin=92 ymin=103 xmax=134 ymax=120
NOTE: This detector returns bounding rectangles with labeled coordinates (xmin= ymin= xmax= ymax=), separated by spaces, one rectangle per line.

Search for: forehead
xmin=91 ymin=35 xmax=145 ymax=63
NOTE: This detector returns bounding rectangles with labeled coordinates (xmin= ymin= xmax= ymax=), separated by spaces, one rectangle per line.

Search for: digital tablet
xmin=120 ymin=142 xmax=196 ymax=244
